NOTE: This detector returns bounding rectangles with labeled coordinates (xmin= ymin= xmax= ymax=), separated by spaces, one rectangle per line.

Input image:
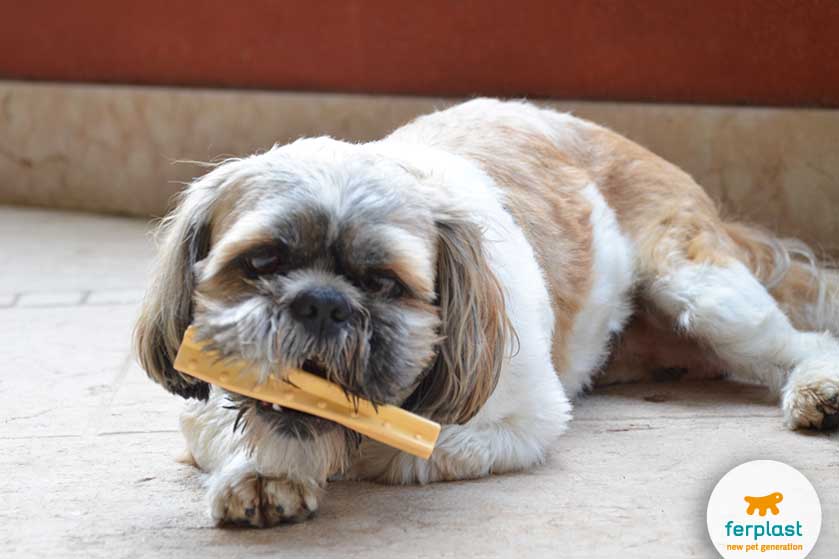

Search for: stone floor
xmin=1 ymin=205 xmax=836 ymax=558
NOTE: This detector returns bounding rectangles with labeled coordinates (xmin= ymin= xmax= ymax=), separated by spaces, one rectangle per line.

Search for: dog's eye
xmin=361 ymin=273 xmax=405 ymax=298
xmin=242 ymin=250 xmax=283 ymax=277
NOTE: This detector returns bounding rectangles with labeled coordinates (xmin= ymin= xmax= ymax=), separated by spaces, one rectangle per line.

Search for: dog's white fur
xmin=560 ymin=184 xmax=635 ymax=396
xmin=148 ymin=99 xmax=839 ymax=526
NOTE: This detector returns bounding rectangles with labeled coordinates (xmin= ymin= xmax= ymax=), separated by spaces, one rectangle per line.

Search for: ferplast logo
xmin=745 ymin=492 xmax=783 ymax=516
xmin=707 ymin=461 xmax=821 ymax=558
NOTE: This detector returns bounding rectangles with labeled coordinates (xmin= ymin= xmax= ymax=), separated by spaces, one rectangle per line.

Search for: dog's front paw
xmin=209 ymin=469 xmax=320 ymax=528
xmin=260 ymin=478 xmax=320 ymax=526
xmin=782 ymin=360 xmax=839 ymax=430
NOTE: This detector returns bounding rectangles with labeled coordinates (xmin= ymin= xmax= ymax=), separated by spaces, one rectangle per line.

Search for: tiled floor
xmin=1 ymin=205 xmax=837 ymax=558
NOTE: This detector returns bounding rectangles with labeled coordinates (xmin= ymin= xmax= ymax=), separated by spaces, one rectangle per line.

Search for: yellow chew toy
xmin=173 ymin=326 xmax=441 ymax=459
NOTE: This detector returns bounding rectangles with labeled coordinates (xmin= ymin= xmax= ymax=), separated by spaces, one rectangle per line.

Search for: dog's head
xmin=135 ymin=138 xmax=510 ymax=438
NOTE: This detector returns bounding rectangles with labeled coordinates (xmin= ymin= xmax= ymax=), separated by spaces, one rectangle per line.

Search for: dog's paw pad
xmin=783 ymin=370 xmax=839 ymax=430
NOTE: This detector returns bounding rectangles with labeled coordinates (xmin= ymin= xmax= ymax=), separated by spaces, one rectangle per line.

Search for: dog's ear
xmin=405 ymin=211 xmax=512 ymax=424
xmin=134 ymin=182 xmax=219 ymax=400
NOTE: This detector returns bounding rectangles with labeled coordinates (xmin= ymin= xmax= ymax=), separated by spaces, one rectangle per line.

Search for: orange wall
xmin=2 ymin=0 xmax=838 ymax=106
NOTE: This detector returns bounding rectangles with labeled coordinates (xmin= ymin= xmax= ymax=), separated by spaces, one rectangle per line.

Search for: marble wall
xmin=1 ymin=81 xmax=838 ymax=252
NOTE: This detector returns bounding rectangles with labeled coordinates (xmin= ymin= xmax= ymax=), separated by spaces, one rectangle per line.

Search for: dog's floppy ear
xmin=134 ymin=181 xmax=218 ymax=400
xmin=405 ymin=210 xmax=512 ymax=424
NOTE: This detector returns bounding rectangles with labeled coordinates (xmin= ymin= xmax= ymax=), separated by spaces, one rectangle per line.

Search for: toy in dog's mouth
xmin=174 ymin=326 xmax=441 ymax=458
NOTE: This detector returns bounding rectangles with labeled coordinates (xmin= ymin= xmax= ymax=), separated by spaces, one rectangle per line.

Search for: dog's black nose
xmin=290 ymin=287 xmax=352 ymax=337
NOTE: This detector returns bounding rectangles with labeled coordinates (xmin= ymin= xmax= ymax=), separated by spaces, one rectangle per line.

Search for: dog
xmin=135 ymin=98 xmax=839 ymax=527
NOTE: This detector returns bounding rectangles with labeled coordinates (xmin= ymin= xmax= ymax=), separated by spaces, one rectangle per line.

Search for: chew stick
xmin=173 ymin=326 xmax=441 ymax=459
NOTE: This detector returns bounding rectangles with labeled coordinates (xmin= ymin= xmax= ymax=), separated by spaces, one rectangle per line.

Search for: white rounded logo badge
xmin=707 ymin=460 xmax=821 ymax=558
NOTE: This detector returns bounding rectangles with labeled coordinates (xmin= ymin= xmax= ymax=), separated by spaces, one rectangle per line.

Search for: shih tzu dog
xmin=135 ymin=98 xmax=839 ymax=527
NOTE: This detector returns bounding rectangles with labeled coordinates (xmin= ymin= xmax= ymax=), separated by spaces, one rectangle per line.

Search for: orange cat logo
xmin=744 ymin=492 xmax=783 ymax=516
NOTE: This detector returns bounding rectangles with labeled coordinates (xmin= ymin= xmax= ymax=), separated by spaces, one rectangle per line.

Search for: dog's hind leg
xmin=637 ymin=224 xmax=839 ymax=430
xmin=584 ymin=128 xmax=839 ymax=429
xmin=558 ymin=116 xmax=839 ymax=429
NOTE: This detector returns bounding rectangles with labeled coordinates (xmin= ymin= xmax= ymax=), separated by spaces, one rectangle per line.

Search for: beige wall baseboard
xmin=2 ymin=81 xmax=838 ymax=253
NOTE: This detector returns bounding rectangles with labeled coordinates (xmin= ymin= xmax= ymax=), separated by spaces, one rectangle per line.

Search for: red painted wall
xmin=2 ymin=1 xmax=838 ymax=106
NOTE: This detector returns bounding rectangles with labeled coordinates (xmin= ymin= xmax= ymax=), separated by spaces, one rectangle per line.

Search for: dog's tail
xmin=725 ymin=222 xmax=839 ymax=333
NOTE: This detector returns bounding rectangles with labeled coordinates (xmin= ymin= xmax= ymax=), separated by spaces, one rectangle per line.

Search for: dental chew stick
xmin=173 ymin=326 xmax=441 ymax=459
